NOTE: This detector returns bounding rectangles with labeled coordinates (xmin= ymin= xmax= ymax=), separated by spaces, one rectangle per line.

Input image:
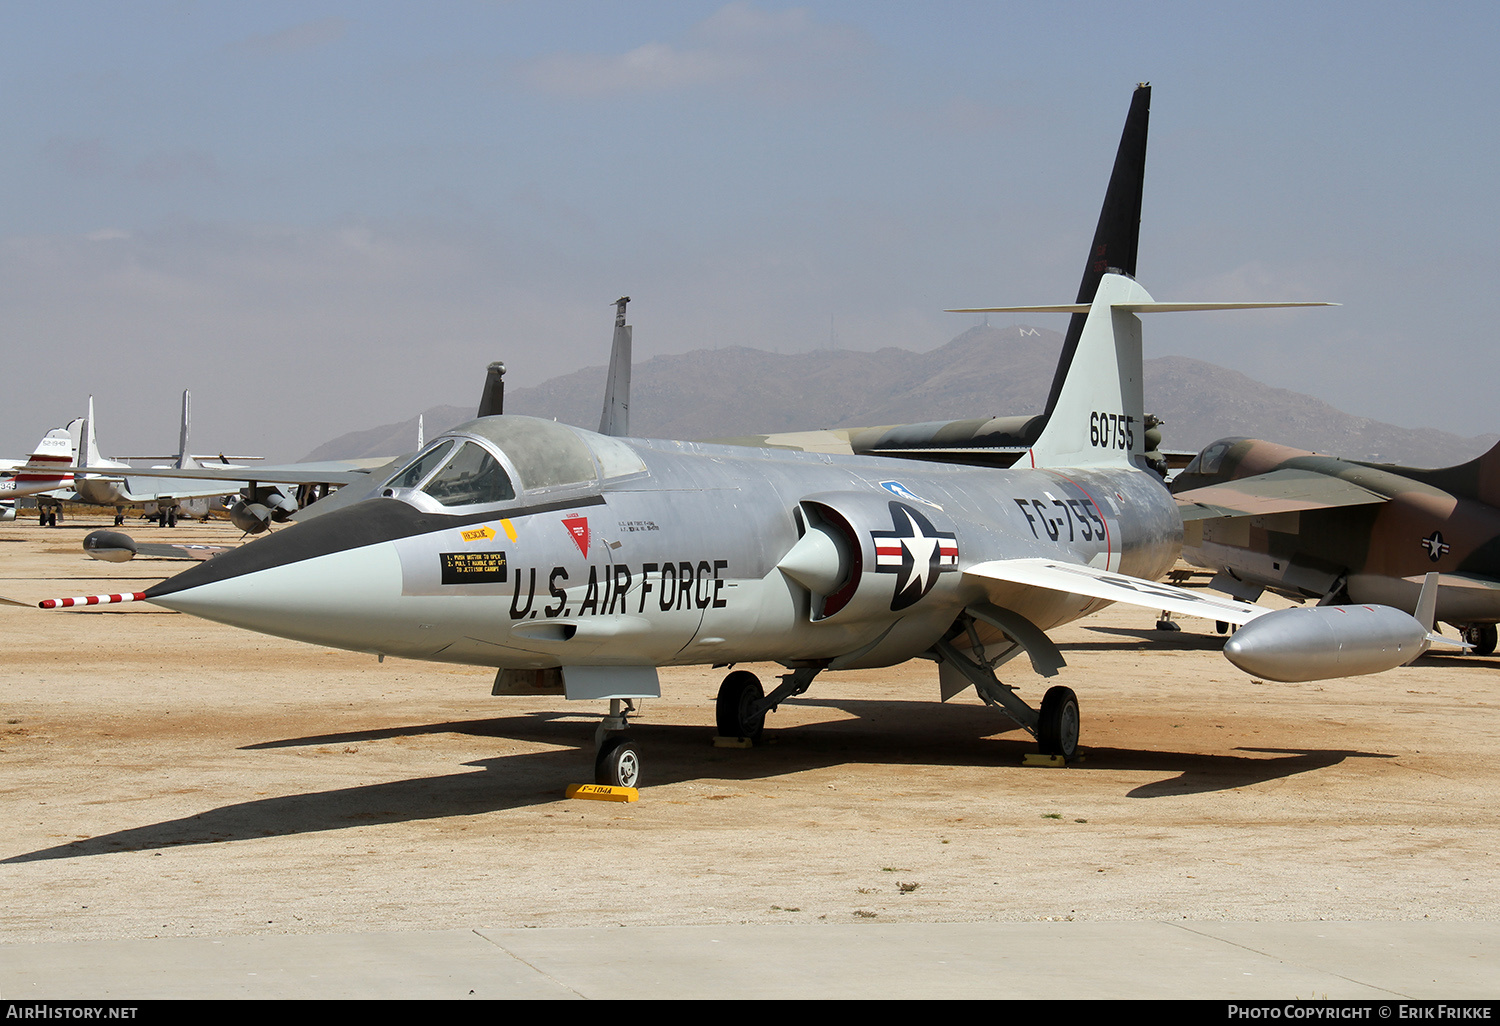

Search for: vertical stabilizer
xmin=175 ymin=390 xmax=199 ymax=469
xmin=477 ymin=362 xmax=506 ymax=418
xmin=1037 ymin=84 xmax=1150 ymax=427
xmin=1382 ymin=436 xmax=1500 ymax=510
xmin=599 ymin=296 xmax=632 ymax=437
xmin=1027 ymin=273 xmax=1151 ymax=468
xmin=81 ymin=397 xmax=103 ymax=471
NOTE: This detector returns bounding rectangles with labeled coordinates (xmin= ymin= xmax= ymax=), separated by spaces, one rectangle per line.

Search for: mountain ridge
xmin=303 ymin=325 xmax=1497 ymax=468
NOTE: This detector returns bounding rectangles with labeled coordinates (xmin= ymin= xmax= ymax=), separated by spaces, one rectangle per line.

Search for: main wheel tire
xmin=1464 ymin=623 xmax=1498 ymax=656
xmin=715 ymin=670 xmax=765 ymax=740
xmin=1037 ymin=685 xmax=1080 ymax=761
xmin=595 ymin=736 xmax=641 ymax=788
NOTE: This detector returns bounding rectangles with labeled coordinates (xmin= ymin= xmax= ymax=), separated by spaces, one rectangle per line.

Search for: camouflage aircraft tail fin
xmin=1473 ymin=441 xmax=1500 ymax=508
xmin=1381 ymin=437 xmax=1500 ymax=508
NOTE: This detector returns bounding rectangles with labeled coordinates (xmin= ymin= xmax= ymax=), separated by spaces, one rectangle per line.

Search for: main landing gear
xmin=933 ymin=611 xmax=1081 ymax=762
xmin=716 ymin=670 xmax=766 ymax=741
xmin=713 ymin=666 xmax=820 ymax=743
xmin=1462 ymin=623 xmax=1498 ymax=656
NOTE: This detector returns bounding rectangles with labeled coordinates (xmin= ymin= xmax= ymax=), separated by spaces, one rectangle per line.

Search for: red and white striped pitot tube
xmin=39 ymin=592 xmax=146 ymax=609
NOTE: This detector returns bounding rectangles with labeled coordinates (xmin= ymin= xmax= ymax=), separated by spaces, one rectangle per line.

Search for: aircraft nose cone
xmin=143 ymin=498 xmax=425 ymax=650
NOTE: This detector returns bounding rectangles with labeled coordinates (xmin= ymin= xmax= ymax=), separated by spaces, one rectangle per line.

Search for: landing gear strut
xmin=933 ymin=609 xmax=1080 ymax=762
xmin=593 ymin=698 xmax=641 ymax=787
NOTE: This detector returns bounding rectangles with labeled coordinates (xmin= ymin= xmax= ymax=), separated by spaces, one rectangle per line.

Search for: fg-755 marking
xmin=1090 ymin=411 xmax=1135 ymax=450
xmin=1014 ymin=497 xmax=1105 ymax=543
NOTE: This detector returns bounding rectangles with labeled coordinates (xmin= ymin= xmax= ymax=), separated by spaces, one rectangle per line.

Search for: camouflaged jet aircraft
xmin=42 ymin=86 xmax=1444 ymax=789
xmin=1173 ymin=435 xmax=1500 ymax=654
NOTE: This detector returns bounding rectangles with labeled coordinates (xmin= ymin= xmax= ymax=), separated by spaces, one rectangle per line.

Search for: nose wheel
xmin=595 ymin=735 xmax=642 ymax=788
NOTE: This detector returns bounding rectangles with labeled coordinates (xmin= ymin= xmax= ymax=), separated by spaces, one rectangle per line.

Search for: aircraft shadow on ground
xmin=1070 ymin=626 xmax=1234 ymax=652
xmin=3 ymin=700 xmax=1392 ymax=863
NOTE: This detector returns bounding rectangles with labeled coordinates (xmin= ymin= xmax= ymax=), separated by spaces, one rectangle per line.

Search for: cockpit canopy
xmin=1180 ymin=437 xmax=1245 ymax=479
xmin=381 ymin=415 xmax=646 ymax=511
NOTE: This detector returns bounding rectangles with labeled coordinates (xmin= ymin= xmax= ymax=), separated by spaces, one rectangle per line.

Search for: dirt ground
xmin=1 ymin=511 xmax=1497 ymax=945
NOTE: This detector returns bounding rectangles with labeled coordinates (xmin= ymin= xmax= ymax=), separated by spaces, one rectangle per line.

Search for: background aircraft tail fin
xmin=477 ymin=362 xmax=506 ymax=417
xmin=1037 ymin=83 xmax=1150 ymax=431
xmin=80 ymin=397 xmax=103 ymax=471
xmin=599 ymin=296 xmax=632 ymax=437
xmin=174 ymin=390 xmax=199 ymax=469
xmin=1382 ymin=435 xmax=1500 ymax=508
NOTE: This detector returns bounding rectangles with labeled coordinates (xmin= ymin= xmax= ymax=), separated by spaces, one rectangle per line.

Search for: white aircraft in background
xmin=0 ymin=418 xmax=111 ymax=526
xmin=1 ymin=391 xmax=256 ymax=527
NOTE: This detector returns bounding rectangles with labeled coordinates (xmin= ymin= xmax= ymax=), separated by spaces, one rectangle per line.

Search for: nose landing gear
xmin=594 ymin=698 xmax=641 ymax=787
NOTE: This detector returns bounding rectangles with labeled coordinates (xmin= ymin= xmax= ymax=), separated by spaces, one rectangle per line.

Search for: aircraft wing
xmin=1173 ymin=468 xmax=1389 ymax=520
xmin=963 ymin=558 xmax=1270 ymax=626
xmin=45 ymin=460 xmax=386 ymax=488
xmin=117 ymin=473 xmax=245 ymax=501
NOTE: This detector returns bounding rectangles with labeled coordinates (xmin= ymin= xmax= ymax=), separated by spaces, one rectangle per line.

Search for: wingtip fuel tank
xmin=1223 ymin=604 xmax=1430 ymax=682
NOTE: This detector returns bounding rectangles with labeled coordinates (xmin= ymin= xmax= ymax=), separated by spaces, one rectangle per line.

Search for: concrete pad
xmin=3 ymin=921 xmax=1497 ymax=1000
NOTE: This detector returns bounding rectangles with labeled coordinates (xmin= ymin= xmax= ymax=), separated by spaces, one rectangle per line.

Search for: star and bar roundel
xmin=872 ymin=501 xmax=959 ymax=610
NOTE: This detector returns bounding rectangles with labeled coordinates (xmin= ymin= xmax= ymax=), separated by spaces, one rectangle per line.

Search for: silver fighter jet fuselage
xmin=143 ymin=417 xmax=1180 ymax=673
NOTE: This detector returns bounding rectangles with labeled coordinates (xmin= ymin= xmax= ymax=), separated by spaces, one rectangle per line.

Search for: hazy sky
xmin=3 ymin=2 xmax=1496 ymax=462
